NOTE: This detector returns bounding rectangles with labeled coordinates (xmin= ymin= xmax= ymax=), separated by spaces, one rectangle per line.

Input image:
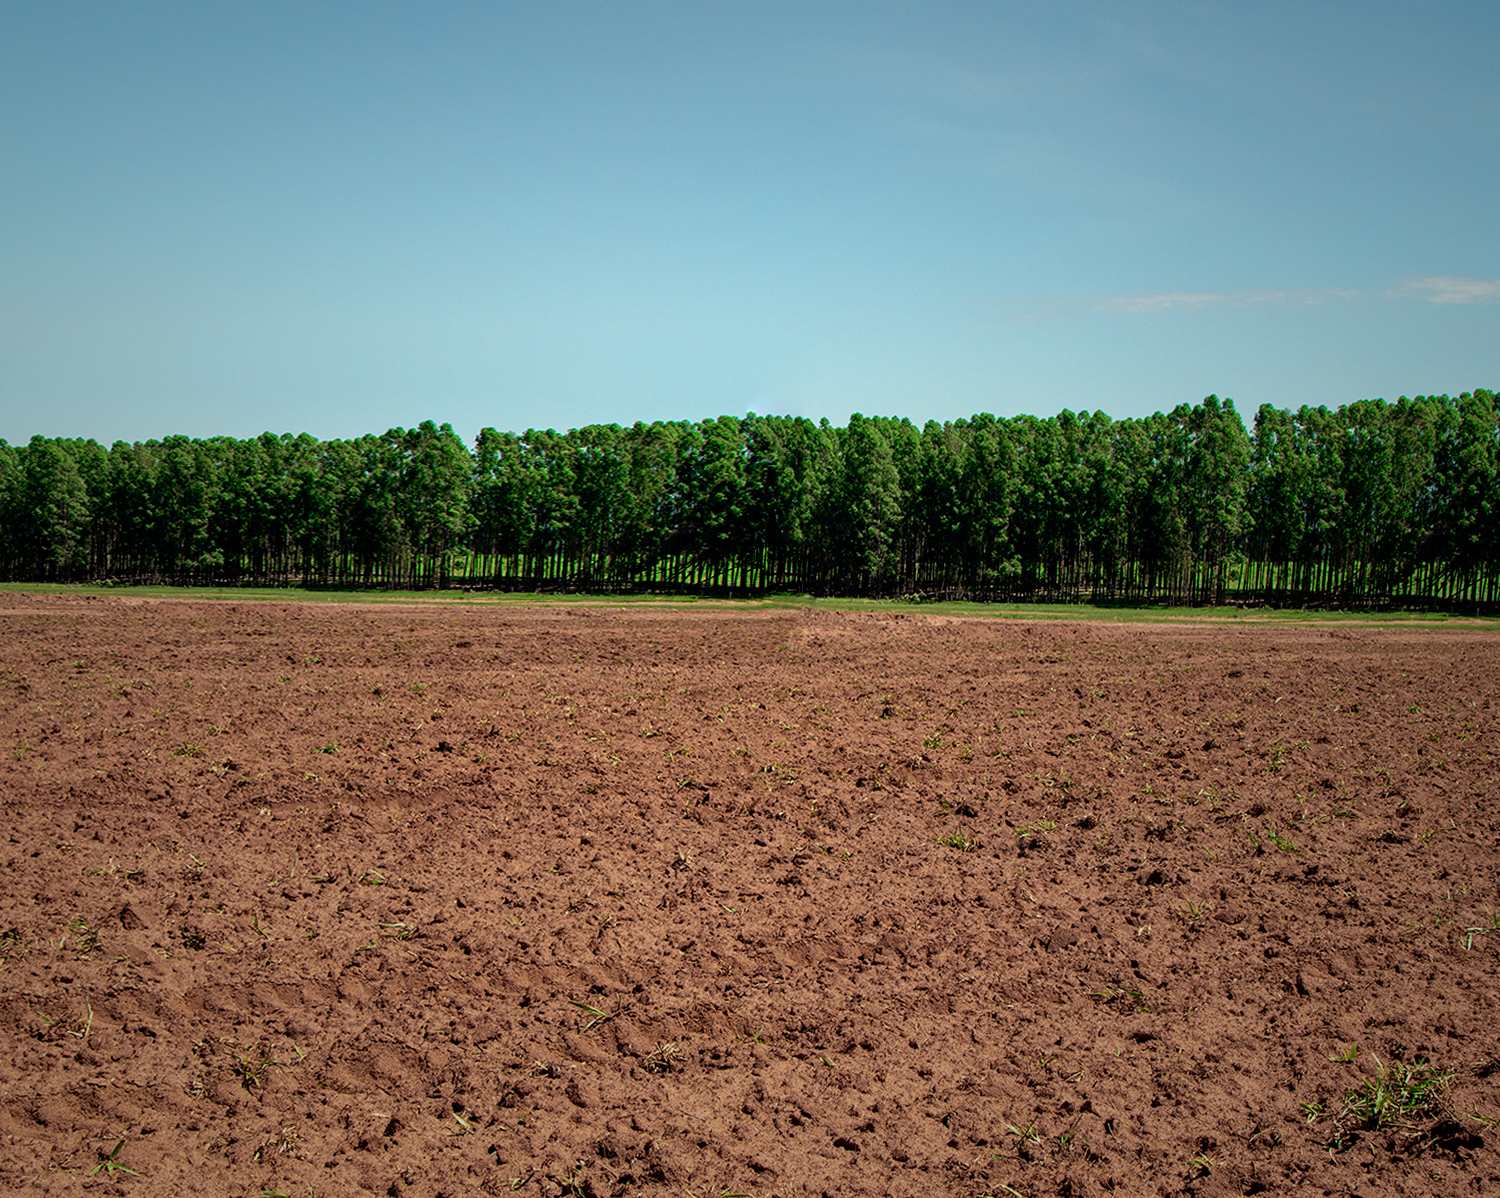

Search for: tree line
xmin=1 ymin=391 xmax=1496 ymax=610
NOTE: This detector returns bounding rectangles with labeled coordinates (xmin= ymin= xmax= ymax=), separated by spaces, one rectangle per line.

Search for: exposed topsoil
xmin=1 ymin=594 xmax=1497 ymax=1197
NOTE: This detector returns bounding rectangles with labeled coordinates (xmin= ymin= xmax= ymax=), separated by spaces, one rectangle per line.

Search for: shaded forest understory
xmin=3 ymin=391 xmax=1497 ymax=610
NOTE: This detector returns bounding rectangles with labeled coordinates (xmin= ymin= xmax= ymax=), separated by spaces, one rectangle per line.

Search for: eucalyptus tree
xmin=958 ymin=414 xmax=1015 ymax=593
xmin=680 ymin=416 xmax=748 ymax=588
xmin=528 ymin=429 xmax=584 ymax=585
xmin=18 ymin=436 xmax=92 ymax=578
xmin=1076 ymin=411 xmax=1126 ymax=599
xmin=614 ymin=420 xmax=681 ymax=585
xmin=1182 ymin=396 xmax=1250 ymax=602
xmin=569 ymin=422 xmax=629 ymax=585
xmin=1297 ymin=406 xmax=1349 ymax=598
xmin=1248 ymin=404 xmax=1302 ymax=595
xmin=1432 ymin=390 xmax=1499 ymax=604
xmin=473 ymin=427 xmax=534 ymax=582
xmin=915 ymin=419 xmax=964 ymax=592
xmin=0 ymin=441 xmax=19 ymax=576
xmin=1382 ymin=397 xmax=1441 ymax=600
xmin=744 ymin=415 xmax=810 ymax=590
xmin=836 ymin=414 xmax=903 ymax=591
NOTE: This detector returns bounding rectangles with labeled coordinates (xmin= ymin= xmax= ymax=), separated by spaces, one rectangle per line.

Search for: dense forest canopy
xmin=2 ymin=391 xmax=1496 ymax=609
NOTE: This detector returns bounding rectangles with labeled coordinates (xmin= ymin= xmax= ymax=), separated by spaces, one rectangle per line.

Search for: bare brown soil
xmin=1 ymin=594 xmax=1498 ymax=1198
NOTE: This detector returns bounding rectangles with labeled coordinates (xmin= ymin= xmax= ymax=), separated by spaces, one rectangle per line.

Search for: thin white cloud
xmin=1004 ymin=278 xmax=1497 ymax=320
xmin=1398 ymin=276 xmax=1500 ymax=304
xmin=1099 ymin=290 xmax=1245 ymax=313
xmin=1097 ymin=287 xmax=1358 ymax=314
xmin=827 ymin=45 xmax=1084 ymax=110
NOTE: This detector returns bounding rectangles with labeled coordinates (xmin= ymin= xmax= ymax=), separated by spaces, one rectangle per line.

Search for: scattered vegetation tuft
xmin=1461 ymin=914 xmax=1499 ymax=950
xmin=1329 ymin=1054 xmax=1454 ymax=1150
xmin=64 ymin=916 xmax=100 ymax=957
xmin=1090 ymin=983 xmax=1150 ymax=1013
xmin=232 ymin=1044 xmax=276 ymax=1091
xmin=0 ymin=927 xmax=24 ymax=966
xmin=643 ymin=1041 xmax=682 ymax=1074
xmin=570 ymin=998 xmax=629 ymax=1033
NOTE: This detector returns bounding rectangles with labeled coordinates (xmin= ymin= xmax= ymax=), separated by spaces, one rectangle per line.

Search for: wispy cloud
xmin=1396 ymin=276 xmax=1500 ymax=304
xmin=1003 ymin=277 xmax=1499 ymax=321
xmin=826 ymin=45 xmax=1084 ymax=111
xmin=1097 ymin=287 xmax=1358 ymax=314
xmin=1098 ymin=290 xmax=1250 ymax=313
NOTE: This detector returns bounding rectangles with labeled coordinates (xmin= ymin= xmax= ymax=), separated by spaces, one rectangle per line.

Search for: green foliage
xmin=1 ymin=392 xmax=1496 ymax=608
xmin=89 ymin=1139 xmax=137 ymax=1178
xmin=1331 ymin=1055 xmax=1452 ymax=1144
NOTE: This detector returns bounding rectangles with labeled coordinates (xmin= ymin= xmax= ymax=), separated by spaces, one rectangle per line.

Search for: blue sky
xmin=3 ymin=1 xmax=1497 ymax=444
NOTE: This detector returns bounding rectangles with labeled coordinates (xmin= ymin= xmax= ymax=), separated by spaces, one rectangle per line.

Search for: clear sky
xmin=3 ymin=1 xmax=1497 ymax=445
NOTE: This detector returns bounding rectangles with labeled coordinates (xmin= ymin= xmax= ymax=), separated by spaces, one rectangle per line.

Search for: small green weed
xmin=64 ymin=916 xmax=99 ymax=957
xmin=1186 ymin=1152 xmax=1215 ymax=1177
xmin=1461 ymin=915 xmax=1499 ymax=950
xmin=552 ymin=1161 xmax=592 ymax=1198
xmin=232 ymin=1045 xmax=275 ymax=1091
xmin=570 ymin=998 xmax=629 ymax=1032
xmin=89 ymin=1139 xmax=137 ymax=1178
xmin=937 ymin=830 xmax=979 ymax=852
xmin=1090 ymin=983 xmax=1150 ymax=1013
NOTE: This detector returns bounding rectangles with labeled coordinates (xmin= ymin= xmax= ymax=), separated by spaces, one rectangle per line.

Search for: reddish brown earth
xmin=1 ymin=594 xmax=1498 ymax=1198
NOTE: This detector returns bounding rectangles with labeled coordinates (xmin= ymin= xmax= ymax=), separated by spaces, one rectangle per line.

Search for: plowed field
xmin=1 ymin=594 xmax=1497 ymax=1197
